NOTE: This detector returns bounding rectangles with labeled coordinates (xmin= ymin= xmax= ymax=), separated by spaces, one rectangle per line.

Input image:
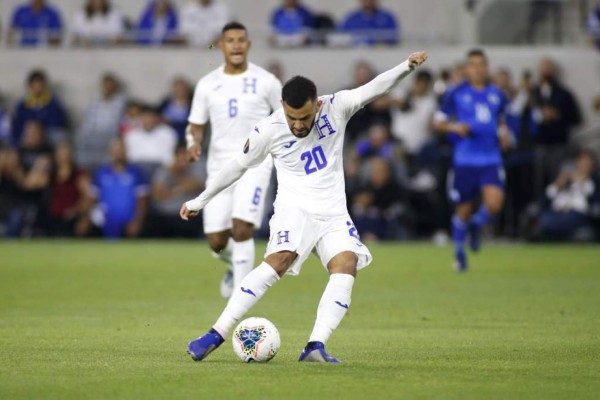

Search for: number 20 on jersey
xmin=301 ymin=146 xmax=328 ymax=175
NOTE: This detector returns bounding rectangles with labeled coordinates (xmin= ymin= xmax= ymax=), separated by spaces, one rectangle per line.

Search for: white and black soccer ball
xmin=232 ymin=317 xmax=280 ymax=362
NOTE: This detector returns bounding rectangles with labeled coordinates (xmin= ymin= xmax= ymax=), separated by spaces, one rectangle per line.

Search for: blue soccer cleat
xmin=187 ymin=328 xmax=224 ymax=361
xmin=298 ymin=341 xmax=341 ymax=363
xmin=469 ymin=223 xmax=482 ymax=253
xmin=454 ymin=248 xmax=468 ymax=273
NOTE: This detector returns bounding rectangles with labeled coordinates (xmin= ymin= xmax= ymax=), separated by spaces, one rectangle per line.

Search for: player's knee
xmin=232 ymin=220 xmax=254 ymax=241
xmin=328 ymin=252 xmax=358 ymax=276
xmin=207 ymin=234 xmax=229 ymax=253
xmin=487 ymin=203 xmax=502 ymax=215
xmin=265 ymin=251 xmax=297 ymax=277
xmin=485 ymin=197 xmax=504 ymax=215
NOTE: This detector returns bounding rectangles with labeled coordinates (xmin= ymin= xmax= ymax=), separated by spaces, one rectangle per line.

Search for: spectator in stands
xmin=351 ymin=157 xmax=407 ymax=240
xmin=17 ymin=121 xmax=53 ymax=235
xmin=388 ymin=70 xmax=437 ymax=161
xmin=538 ymin=149 xmax=599 ymax=240
xmin=8 ymin=0 xmax=63 ymax=47
xmin=180 ymin=0 xmax=230 ymax=46
xmin=72 ymin=0 xmax=125 ymax=46
xmin=494 ymin=68 xmax=538 ymax=237
xmin=12 ymin=69 xmax=68 ymax=147
xmin=124 ymin=105 xmax=177 ymax=169
xmin=146 ymin=146 xmax=204 ymax=237
xmin=270 ymin=0 xmax=315 ymax=47
xmin=533 ymin=58 xmax=582 ymax=194
xmin=588 ymin=2 xmax=600 ymax=50
xmin=345 ymin=61 xmax=391 ymax=142
xmin=385 ymin=70 xmax=440 ymax=238
xmin=340 ymin=0 xmax=399 ymax=46
xmin=355 ymin=123 xmax=398 ymax=161
xmin=48 ymin=141 xmax=90 ymax=237
xmin=136 ymin=0 xmax=181 ymax=45
xmin=159 ymin=78 xmax=192 ymax=142
xmin=120 ymin=100 xmax=143 ymax=136
xmin=88 ymin=139 xmax=149 ymax=239
xmin=19 ymin=120 xmax=53 ymax=168
xmin=77 ymin=73 xmax=126 ymax=171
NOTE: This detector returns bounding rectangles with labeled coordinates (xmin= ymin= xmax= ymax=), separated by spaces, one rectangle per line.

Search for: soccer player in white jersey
xmin=186 ymin=22 xmax=282 ymax=297
xmin=181 ymin=51 xmax=428 ymax=363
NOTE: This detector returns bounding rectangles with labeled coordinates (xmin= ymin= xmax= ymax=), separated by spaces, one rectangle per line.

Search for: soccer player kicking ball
xmin=180 ymin=51 xmax=428 ymax=363
xmin=434 ymin=49 xmax=512 ymax=272
xmin=186 ymin=22 xmax=282 ymax=297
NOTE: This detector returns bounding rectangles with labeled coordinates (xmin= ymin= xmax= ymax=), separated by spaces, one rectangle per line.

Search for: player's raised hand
xmin=408 ymin=51 xmax=428 ymax=70
xmin=180 ymin=203 xmax=200 ymax=221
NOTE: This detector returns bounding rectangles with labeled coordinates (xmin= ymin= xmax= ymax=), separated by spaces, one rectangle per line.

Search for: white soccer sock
xmin=212 ymin=237 xmax=234 ymax=265
xmin=308 ymin=273 xmax=355 ymax=344
xmin=213 ymin=262 xmax=280 ymax=337
xmin=232 ymin=238 xmax=255 ymax=288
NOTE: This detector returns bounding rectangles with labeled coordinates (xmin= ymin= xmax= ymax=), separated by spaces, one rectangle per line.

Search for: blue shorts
xmin=448 ymin=165 xmax=505 ymax=204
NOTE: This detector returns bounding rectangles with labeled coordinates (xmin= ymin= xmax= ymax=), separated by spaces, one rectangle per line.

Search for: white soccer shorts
xmin=203 ymin=160 xmax=273 ymax=234
xmin=264 ymin=207 xmax=373 ymax=276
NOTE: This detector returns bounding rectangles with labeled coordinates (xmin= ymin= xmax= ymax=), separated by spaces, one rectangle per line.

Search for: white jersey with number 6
xmin=188 ymin=62 xmax=282 ymax=176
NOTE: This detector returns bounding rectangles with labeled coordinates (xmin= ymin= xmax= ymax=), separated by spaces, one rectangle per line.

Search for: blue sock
xmin=471 ymin=205 xmax=492 ymax=228
xmin=452 ymin=215 xmax=468 ymax=252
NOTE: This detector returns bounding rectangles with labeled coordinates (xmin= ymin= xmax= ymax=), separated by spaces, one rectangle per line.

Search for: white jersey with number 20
xmin=236 ymin=91 xmax=366 ymax=218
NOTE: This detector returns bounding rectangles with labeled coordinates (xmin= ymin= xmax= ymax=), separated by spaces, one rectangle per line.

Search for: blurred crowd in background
xmin=3 ymin=0 xmax=401 ymax=47
xmin=1 ymin=0 xmax=600 ymax=242
xmin=2 ymin=0 xmax=600 ymax=48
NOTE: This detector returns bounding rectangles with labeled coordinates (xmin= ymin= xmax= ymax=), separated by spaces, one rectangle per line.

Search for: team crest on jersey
xmin=243 ymin=139 xmax=250 ymax=153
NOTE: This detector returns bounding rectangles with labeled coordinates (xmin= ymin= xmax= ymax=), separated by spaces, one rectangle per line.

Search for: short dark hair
xmin=222 ymin=21 xmax=247 ymax=35
xmin=282 ymin=76 xmax=317 ymax=108
xmin=467 ymin=48 xmax=487 ymax=62
xmin=27 ymin=69 xmax=47 ymax=85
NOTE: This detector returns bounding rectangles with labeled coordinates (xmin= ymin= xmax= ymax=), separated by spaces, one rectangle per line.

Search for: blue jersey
xmin=93 ymin=164 xmax=148 ymax=224
xmin=340 ymin=8 xmax=399 ymax=45
xmin=10 ymin=4 xmax=62 ymax=46
xmin=440 ymin=82 xmax=507 ymax=167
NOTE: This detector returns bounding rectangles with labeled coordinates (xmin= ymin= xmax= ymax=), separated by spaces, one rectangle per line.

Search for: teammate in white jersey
xmin=182 ymin=51 xmax=428 ymax=363
xmin=186 ymin=22 xmax=282 ymax=297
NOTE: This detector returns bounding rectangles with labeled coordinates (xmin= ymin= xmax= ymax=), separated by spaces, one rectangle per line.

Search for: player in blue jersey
xmin=434 ymin=49 xmax=512 ymax=272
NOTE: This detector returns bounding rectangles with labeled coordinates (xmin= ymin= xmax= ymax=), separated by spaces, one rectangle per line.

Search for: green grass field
xmin=1 ymin=241 xmax=599 ymax=399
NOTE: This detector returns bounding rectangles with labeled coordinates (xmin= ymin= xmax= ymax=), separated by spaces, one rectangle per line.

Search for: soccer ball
xmin=232 ymin=317 xmax=280 ymax=362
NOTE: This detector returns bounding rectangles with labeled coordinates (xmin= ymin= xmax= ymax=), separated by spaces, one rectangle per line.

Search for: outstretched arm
xmin=336 ymin=52 xmax=428 ymax=118
xmin=181 ymin=121 xmax=271 ymax=220
xmin=180 ymin=159 xmax=248 ymax=220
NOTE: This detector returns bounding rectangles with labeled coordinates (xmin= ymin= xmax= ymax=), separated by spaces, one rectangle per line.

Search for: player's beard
xmin=290 ymin=117 xmax=316 ymax=138
xmin=292 ymin=128 xmax=310 ymax=138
